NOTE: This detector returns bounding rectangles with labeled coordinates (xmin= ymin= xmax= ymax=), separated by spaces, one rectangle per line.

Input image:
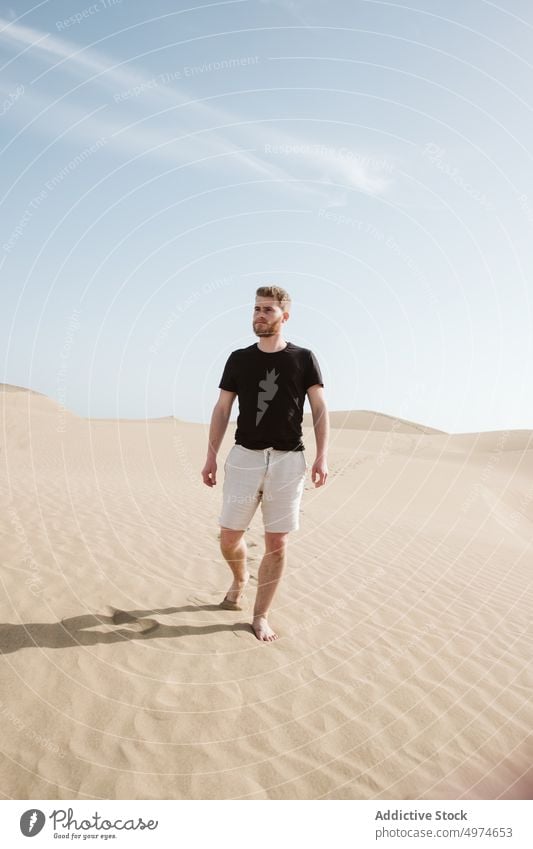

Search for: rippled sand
xmin=1 ymin=385 xmax=531 ymax=799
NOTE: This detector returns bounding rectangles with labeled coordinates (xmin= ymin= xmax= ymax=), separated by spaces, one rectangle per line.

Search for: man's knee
xmin=220 ymin=526 xmax=245 ymax=550
xmin=264 ymin=531 xmax=289 ymax=556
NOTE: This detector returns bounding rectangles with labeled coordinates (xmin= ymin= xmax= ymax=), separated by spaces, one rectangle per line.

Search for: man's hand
xmin=311 ymin=457 xmax=328 ymax=487
xmin=201 ymin=457 xmax=217 ymax=487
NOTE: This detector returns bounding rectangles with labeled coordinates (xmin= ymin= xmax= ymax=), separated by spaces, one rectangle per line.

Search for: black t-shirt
xmin=218 ymin=341 xmax=324 ymax=451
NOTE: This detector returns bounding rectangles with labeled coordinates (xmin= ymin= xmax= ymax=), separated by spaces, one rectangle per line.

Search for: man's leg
xmin=252 ymin=531 xmax=289 ymax=642
xmin=219 ymin=527 xmax=250 ymax=607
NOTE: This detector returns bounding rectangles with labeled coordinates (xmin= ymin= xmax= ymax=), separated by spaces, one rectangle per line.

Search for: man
xmin=201 ymin=286 xmax=329 ymax=642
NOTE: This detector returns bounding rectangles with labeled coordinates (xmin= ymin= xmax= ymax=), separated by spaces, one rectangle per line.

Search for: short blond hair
xmin=256 ymin=285 xmax=291 ymax=312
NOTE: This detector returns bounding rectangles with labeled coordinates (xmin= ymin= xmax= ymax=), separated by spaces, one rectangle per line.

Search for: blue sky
xmin=1 ymin=0 xmax=532 ymax=432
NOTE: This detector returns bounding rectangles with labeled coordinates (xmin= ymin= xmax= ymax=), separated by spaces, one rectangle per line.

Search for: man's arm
xmin=201 ymin=389 xmax=236 ymax=487
xmin=307 ymin=384 xmax=329 ymax=487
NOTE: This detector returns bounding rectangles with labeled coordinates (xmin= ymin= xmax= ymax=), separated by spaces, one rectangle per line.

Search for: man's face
xmin=253 ymin=297 xmax=288 ymax=336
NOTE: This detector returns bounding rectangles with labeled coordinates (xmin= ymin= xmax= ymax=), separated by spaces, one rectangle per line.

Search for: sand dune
xmin=303 ymin=409 xmax=445 ymax=434
xmin=0 ymin=383 xmax=48 ymax=396
xmin=0 ymin=384 xmax=531 ymax=800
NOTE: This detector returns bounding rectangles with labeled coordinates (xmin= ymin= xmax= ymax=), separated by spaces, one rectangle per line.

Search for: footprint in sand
xmin=188 ymin=594 xmax=218 ymax=606
xmin=104 ymin=607 xmax=159 ymax=635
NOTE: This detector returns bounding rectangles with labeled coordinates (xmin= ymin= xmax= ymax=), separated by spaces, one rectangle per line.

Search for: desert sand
xmin=0 ymin=383 xmax=532 ymax=800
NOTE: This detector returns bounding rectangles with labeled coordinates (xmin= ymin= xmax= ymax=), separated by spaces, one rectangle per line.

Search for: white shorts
xmin=219 ymin=444 xmax=308 ymax=533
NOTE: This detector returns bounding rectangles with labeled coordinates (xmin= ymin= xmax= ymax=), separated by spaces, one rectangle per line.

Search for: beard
xmin=253 ymin=316 xmax=283 ymax=336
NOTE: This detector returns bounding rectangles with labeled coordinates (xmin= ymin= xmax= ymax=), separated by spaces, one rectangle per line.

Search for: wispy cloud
xmin=0 ymin=14 xmax=392 ymax=204
xmin=298 ymin=144 xmax=392 ymax=194
xmin=0 ymin=15 xmax=165 ymax=88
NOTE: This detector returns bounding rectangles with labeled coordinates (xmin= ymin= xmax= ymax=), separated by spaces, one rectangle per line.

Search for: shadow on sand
xmin=0 ymin=603 xmax=253 ymax=654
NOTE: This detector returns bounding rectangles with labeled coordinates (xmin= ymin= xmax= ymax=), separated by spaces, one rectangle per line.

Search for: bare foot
xmin=220 ymin=571 xmax=250 ymax=610
xmin=252 ymin=616 xmax=279 ymax=642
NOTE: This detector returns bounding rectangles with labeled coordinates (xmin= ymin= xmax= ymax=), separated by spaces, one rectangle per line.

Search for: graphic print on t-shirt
xmin=218 ymin=342 xmax=324 ymax=450
xmin=256 ymin=368 xmax=279 ymax=425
